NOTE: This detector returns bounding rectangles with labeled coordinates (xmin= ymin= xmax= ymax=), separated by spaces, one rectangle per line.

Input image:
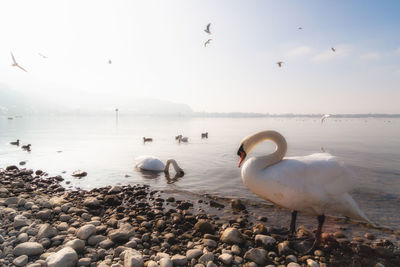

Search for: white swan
xmin=135 ymin=156 xmax=184 ymax=176
xmin=237 ymin=130 xmax=370 ymax=251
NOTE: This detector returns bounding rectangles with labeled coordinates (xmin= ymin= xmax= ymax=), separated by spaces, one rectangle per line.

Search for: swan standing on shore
xmin=135 ymin=156 xmax=184 ymax=176
xmin=237 ymin=130 xmax=370 ymax=251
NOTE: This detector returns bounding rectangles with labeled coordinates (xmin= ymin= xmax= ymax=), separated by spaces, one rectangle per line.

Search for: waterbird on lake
xmin=321 ymin=114 xmax=331 ymax=124
xmin=175 ymin=135 xmax=182 ymax=140
xmin=276 ymin=61 xmax=284 ymax=67
xmin=331 ymin=47 xmax=336 ymax=52
xmin=201 ymin=132 xmax=208 ymax=139
xmin=143 ymin=137 xmax=153 ymax=143
xmin=38 ymin=53 xmax=48 ymax=59
xmin=10 ymin=139 xmax=19 ymax=146
xmin=135 ymin=156 xmax=184 ymax=176
xmin=237 ymin=130 xmax=371 ymax=252
xmin=21 ymin=144 xmax=31 ymax=151
xmin=178 ymin=136 xmax=189 ymax=143
xmin=204 ymin=23 xmax=211 ymax=34
xmin=204 ymin=39 xmax=212 ymax=47
xmin=10 ymin=52 xmax=27 ymax=72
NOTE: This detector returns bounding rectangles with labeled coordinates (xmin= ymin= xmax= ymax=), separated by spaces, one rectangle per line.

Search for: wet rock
xmin=278 ymin=241 xmax=290 ymax=255
xmin=46 ymin=246 xmax=78 ymax=267
xmin=104 ymin=195 xmax=121 ymax=206
xmin=203 ymin=238 xmax=217 ymax=248
xmin=14 ymin=242 xmax=44 ymax=256
xmin=76 ymin=224 xmax=96 ymax=240
xmin=88 ymin=234 xmax=107 ymax=246
xmin=6 ymin=165 xmax=18 ymax=171
xmin=78 ymin=258 xmax=92 ymax=266
xmin=83 ymin=197 xmax=101 ymax=208
xmin=72 ymin=170 xmax=87 ymax=177
xmin=194 ymin=220 xmax=215 ymax=234
xmin=231 ymin=199 xmax=246 ymax=211
xmin=209 ymin=200 xmax=224 ymax=208
xmin=244 ymin=248 xmax=267 ymax=265
xmin=220 ymin=228 xmax=244 ymax=244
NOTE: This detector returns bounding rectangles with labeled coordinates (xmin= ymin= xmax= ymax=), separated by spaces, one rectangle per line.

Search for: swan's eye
xmin=237 ymin=144 xmax=245 ymax=156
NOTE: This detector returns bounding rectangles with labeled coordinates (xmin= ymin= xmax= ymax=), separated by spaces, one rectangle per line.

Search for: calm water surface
xmin=1 ymin=115 xmax=400 ymax=234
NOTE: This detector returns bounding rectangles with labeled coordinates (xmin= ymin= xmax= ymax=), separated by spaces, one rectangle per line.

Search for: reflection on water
xmin=1 ymin=115 xmax=400 ymax=232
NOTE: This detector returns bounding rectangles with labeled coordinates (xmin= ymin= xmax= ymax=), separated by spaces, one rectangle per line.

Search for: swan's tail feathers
xmin=343 ymin=194 xmax=375 ymax=226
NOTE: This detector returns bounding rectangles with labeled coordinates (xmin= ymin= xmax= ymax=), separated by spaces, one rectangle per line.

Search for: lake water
xmin=1 ymin=115 xmax=400 ymax=235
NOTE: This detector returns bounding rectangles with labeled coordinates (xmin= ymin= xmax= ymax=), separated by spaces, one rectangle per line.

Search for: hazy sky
xmin=1 ymin=0 xmax=400 ymax=114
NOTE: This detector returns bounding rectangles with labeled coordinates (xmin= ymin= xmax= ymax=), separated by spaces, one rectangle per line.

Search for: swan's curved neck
xmin=164 ymin=159 xmax=183 ymax=173
xmin=246 ymin=131 xmax=287 ymax=170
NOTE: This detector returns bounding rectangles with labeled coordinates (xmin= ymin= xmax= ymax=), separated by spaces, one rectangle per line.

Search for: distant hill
xmin=0 ymin=84 xmax=193 ymax=116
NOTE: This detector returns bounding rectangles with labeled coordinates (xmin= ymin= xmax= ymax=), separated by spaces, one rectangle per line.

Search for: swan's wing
xmin=135 ymin=156 xmax=165 ymax=171
xmin=10 ymin=52 xmax=16 ymax=64
xmin=265 ymin=153 xmax=357 ymax=196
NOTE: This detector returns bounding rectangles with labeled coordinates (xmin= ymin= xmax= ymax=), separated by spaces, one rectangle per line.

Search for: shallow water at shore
xmin=1 ymin=115 xmax=400 ymax=232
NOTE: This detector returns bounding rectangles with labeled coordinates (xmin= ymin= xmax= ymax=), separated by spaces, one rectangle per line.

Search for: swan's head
xmin=237 ymin=143 xmax=247 ymax=168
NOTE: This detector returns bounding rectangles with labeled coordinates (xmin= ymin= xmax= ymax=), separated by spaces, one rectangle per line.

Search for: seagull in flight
xmin=321 ymin=114 xmax=331 ymax=124
xmin=204 ymin=39 xmax=212 ymax=47
xmin=331 ymin=47 xmax=336 ymax=52
xmin=38 ymin=53 xmax=48 ymax=59
xmin=298 ymin=27 xmax=303 ymax=30
xmin=10 ymin=52 xmax=27 ymax=72
xmin=108 ymin=59 xmax=112 ymax=64
xmin=204 ymin=23 xmax=211 ymax=34
xmin=276 ymin=61 xmax=284 ymax=67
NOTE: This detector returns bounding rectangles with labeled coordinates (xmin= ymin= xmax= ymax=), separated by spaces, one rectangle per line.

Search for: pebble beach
xmin=0 ymin=166 xmax=399 ymax=267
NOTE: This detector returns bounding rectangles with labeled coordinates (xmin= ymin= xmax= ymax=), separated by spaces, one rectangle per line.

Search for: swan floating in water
xmin=135 ymin=156 xmax=184 ymax=176
xmin=237 ymin=130 xmax=370 ymax=251
xmin=321 ymin=114 xmax=331 ymax=124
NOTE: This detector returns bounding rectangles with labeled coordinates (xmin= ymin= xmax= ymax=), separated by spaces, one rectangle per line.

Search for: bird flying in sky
xmin=204 ymin=23 xmax=211 ymax=34
xmin=331 ymin=47 xmax=336 ymax=52
xmin=204 ymin=39 xmax=212 ymax=47
xmin=276 ymin=61 xmax=284 ymax=67
xmin=38 ymin=53 xmax=48 ymax=59
xmin=10 ymin=52 xmax=27 ymax=72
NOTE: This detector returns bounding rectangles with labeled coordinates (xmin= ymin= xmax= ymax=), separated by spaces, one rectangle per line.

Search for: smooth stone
xmin=194 ymin=220 xmax=215 ymax=234
xmin=244 ymin=248 xmax=267 ymax=265
xmin=13 ymin=255 xmax=29 ymax=266
xmin=124 ymin=249 xmax=144 ymax=267
xmin=76 ymin=224 xmax=96 ymax=240
xmin=14 ymin=215 xmax=29 ymax=228
xmin=159 ymin=258 xmax=172 ymax=267
xmin=46 ymin=247 xmax=78 ymax=267
xmin=306 ymin=259 xmax=320 ymax=267
xmin=255 ymin=234 xmax=276 ymax=247
xmin=288 ymin=263 xmax=301 ymax=267
xmin=78 ymin=258 xmax=92 ymax=266
xmin=220 ymin=228 xmax=244 ymax=244
xmin=37 ymin=223 xmax=58 ymax=239
xmin=218 ymin=253 xmax=233 ymax=265
xmin=36 ymin=209 xmax=52 ymax=220
xmin=171 ymin=254 xmax=187 ymax=266
xmin=146 ymin=260 xmax=158 ymax=267
xmin=64 ymin=239 xmax=85 ymax=253
xmin=203 ymin=239 xmax=217 ymax=248
xmin=186 ymin=249 xmax=202 ymax=260
xmin=278 ymin=241 xmax=290 ymax=255
xmin=286 ymin=254 xmax=297 ymax=263
xmin=198 ymin=252 xmax=214 ymax=264
xmin=14 ymin=242 xmax=44 ymax=256
xmin=88 ymin=235 xmax=107 ymax=246
xmin=108 ymin=223 xmax=135 ymax=243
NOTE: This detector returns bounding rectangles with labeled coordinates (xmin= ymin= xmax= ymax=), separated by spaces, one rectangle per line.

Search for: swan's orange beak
xmin=238 ymin=151 xmax=246 ymax=168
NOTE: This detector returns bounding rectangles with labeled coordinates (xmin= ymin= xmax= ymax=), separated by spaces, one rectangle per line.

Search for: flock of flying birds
xmin=9 ymin=24 xmax=336 ymax=73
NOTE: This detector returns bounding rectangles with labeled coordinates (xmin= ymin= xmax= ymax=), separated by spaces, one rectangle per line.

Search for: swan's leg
xmin=306 ymin=214 xmax=325 ymax=254
xmin=289 ymin=210 xmax=297 ymax=236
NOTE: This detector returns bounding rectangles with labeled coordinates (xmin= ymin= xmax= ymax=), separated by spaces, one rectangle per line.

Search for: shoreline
xmin=0 ymin=166 xmax=399 ymax=267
